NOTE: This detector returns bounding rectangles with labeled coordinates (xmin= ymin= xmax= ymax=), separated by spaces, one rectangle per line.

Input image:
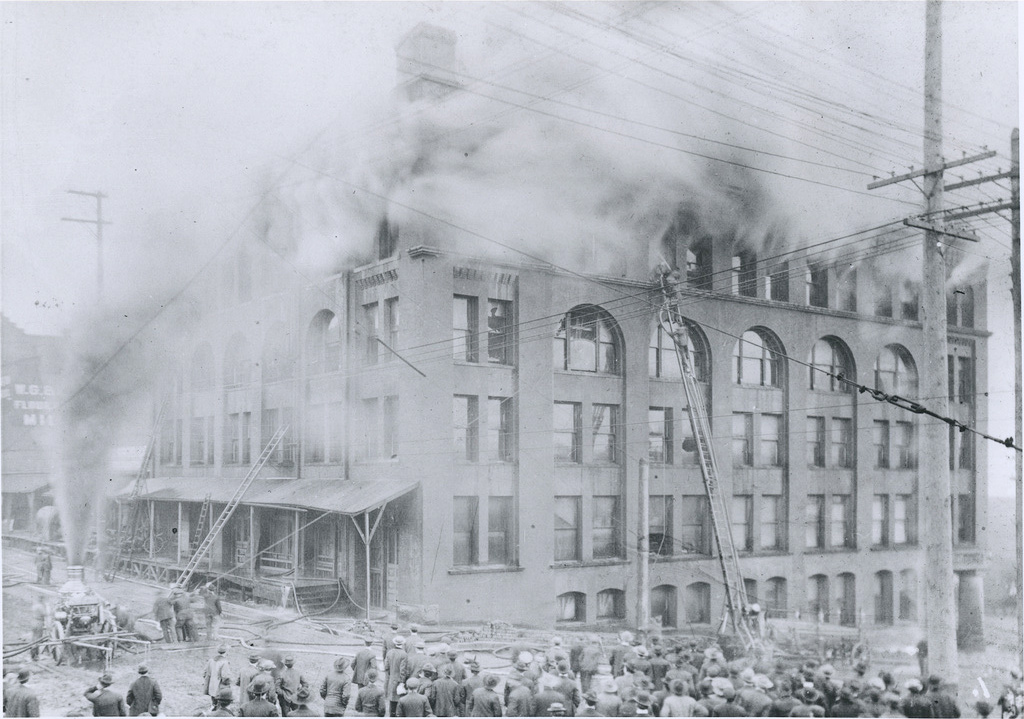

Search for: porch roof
xmin=116 ymin=476 xmax=418 ymax=515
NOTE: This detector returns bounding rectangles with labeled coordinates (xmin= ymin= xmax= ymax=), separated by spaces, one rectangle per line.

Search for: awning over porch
xmin=115 ymin=476 xmax=418 ymax=515
xmin=1 ymin=473 xmax=51 ymax=494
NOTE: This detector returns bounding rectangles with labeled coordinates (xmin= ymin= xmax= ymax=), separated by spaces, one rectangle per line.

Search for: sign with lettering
xmin=1 ymin=376 xmax=57 ymax=428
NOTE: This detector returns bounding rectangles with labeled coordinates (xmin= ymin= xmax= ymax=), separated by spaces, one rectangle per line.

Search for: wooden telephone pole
xmin=61 ymin=189 xmax=109 ymax=303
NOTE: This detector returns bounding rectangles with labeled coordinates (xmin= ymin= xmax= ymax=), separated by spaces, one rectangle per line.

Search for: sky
xmin=1 ymin=1 xmax=1019 ymax=492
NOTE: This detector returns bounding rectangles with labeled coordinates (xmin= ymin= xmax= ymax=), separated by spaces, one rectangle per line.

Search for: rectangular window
xmin=731 ymin=253 xmax=757 ymax=297
xmin=958 ymin=431 xmax=975 ymax=470
xmin=808 ymin=416 xmax=826 ymax=467
xmin=453 ymin=295 xmax=479 ymax=362
xmin=649 ymin=495 xmax=674 ymax=556
xmin=807 ymin=265 xmax=829 ymax=308
xmin=831 ymin=417 xmax=854 ymax=468
xmin=487 ymin=496 xmax=513 ymax=565
xmin=957 ymin=356 xmax=974 ymax=404
xmin=894 ymin=494 xmax=914 ymax=545
xmin=453 ymin=496 xmax=479 ymax=566
xmin=305 ymin=404 xmax=326 ymax=463
xmin=872 ymin=494 xmax=890 ymax=546
xmin=895 ymin=421 xmax=915 ymax=468
xmin=261 ymin=407 xmax=295 ymax=465
xmin=226 ymin=414 xmax=242 ymax=464
xmin=360 ymin=399 xmax=379 ymax=461
xmin=957 ymin=493 xmax=976 ymax=543
xmin=161 ymin=418 xmax=176 ymax=465
xmin=874 ymin=286 xmax=893 ymax=317
xmin=486 ymin=397 xmax=513 ymax=462
xmin=190 ymin=417 xmax=208 ymax=465
xmin=680 ymin=495 xmax=711 ymax=555
xmin=830 ymin=494 xmax=854 ymax=549
xmin=592 ymin=496 xmax=621 ymax=559
xmin=760 ymin=495 xmax=784 ymax=550
xmin=486 ymin=299 xmax=513 ymax=365
xmin=363 ymin=302 xmax=379 ymax=365
xmin=592 ymin=404 xmax=618 ymax=464
xmin=454 ymin=395 xmax=479 ymax=462
xmin=805 ymin=495 xmax=825 ymax=549
xmin=768 ymin=261 xmax=789 ymax=301
xmin=384 ymin=297 xmax=400 ymax=355
xmin=900 ymin=284 xmax=919 ymax=320
xmin=326 ymin=402 xmax=344 ymax=463
xmin=732 ymin=495 xmax=753 ymax=552
xmin=648 ymin=407 xmax=672 ymax=464
xmin=554 ymin=401 xmax=582 ymax=463
xmin=873 ymin=420 xmax=890 ymax=468
xmin=382 ymin=396 xmax=399 ymax=459
xmin=732 ymin=412 xmax=754 ymax=467
xmin=760 ymin=414 xmax=783 ymax=466
xmin=554 ymin=496 xmax=582 ymax=562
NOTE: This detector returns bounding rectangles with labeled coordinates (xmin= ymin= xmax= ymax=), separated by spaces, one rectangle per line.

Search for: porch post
xmin=176 ymin=502 xmax=182 ymax=564
xmin=148 ymin=501 xmax=155 ymax=559
xmin=293 ymin=510 xmax=301 ymax=575
xmin=249 ymin=506 xmax=256 ymax=577
xmin=365 ymin=511 xmax=371 ymax=620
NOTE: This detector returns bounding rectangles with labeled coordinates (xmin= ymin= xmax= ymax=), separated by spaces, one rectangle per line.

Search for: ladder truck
xmin=656 ymin=264 xmax=763 ymax=653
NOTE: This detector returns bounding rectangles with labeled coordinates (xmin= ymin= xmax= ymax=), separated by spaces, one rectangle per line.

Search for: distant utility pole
xmin=1011 ymin=128 xmax=1022 ymax=680
xmin=61 ymin=189 xmax=110 ymax=303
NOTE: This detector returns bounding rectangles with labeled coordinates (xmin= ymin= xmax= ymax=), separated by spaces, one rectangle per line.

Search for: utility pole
xmin=637 ymin=458 xmax=651 ymax=632
xmin=919 ymin=0 xmax=958 ymax=686
xmin=1011 ymin=127 xmax=1022 ymax=680
xmin=61 ymin=189 xmax=109 ymax=303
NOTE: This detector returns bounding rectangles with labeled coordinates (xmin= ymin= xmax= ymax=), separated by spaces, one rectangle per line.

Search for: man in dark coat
xmin=437 ymin=649 xmax=467 ymax=685
xmin=286 ymin=686 xmax=318 ymax=717
xmin=504 ymin=677 xmax=535 ymax=718
xmin=126 ymin=665 xmax=161 ymax=717
xmin=386 ymin=636 xmax=411 ymax=717
xmin=276 ymin=655 xmax=309 ymax=717
xmin=355 ymin=669 xmax=387 ymax=717
xmin=4 ymin=668 xmax=40 ymax=717
xmin=209 ymin=687 xmax=236 ymax=717
xmin=396 ymin=678 xmax=434 ymax=717
xmin=467 ymin=674 xmax=502 ymax=717
xmin=170 ymin=586 xmax=195 ymax=642
xmin=429 ymin=665 xmax=463 ymax=717
xmin=152 ymin=591 xmax=176 ymax=643
xmin=320 ymin=656 xmax=352 ymax=717
xmin=926 ymin=675 xmax=961 ymax=718
xmin=84 ymin=674 xmax=128 ymax=717
xmin=554 ymin=662 xmax=582 ymax=716
xmin=900 ymin=679 xmax=935 ymax=718
xmin=353 ymin=637 xmax=378 ymax=688
xmin=34 ymin=548 xmax=51 ymax=585
xmin=460 ymin=662 xmax=485 ymax=717
xmin=240 ymin=678 xmax=282 ymax=717
xmin=238 ymin=654 xmax=261 ymax=701
xmin=200 ymin=584 xmax=224 ymax=641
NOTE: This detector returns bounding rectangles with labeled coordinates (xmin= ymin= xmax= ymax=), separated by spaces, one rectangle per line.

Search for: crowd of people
xmin=152 ymin=584 xmax=223 ymax=644
xmin=5 ymin=622 xmax=1023 ymax=717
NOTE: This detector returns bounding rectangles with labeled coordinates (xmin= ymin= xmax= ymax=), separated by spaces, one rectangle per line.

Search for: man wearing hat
xmin=406 ymin=639 xmax=429 ymax=681
xmin=534 ymin=674 xmax=567 ymax=718
xmin=900 ymin=679 xmax=934 ymax=719
xmin=320 ymin=657 xmax=352 ymax=717
xmin=204 ymin=645 xmax=233 ymax=709
xmin=395 ymin=677 xmax=432 ymax=717
xmin=353 ymin=636 xmax=379 ymax=688
xmin=285 ymin=685 xmax=317 ymax=717
xmin=34 ymin=547 xmax=51 ymax=586
xmin=126 ymin=665 xmax=162 ymax=717
xmin=576 ymin=690 xmax=601 ymax=718
xmin=238 ymin=653 xmax=262 ymax=702
xmin=504 ymin=676 xmax=535 ymax=718
xmin=199 ymin=584 xmax=224 ymax=641
xmin=382 ymin=623 xmax=399 ymax=663
xmin=554 ymin=661 xmax=581 ymax=716
xmin=208 ymin=687 xmax=236 ymax=717
xmin=152 ymin=590 xmax=176 ymax=644
xmin=437 ymin=647 xmax=467 ymax=685
xmin=925 ymin=674 xmax=961 ymax=718
xmin=251 ymin=660 xmax=280 ymax=705
xmin=428 ymin=664 xmax=463 ymax=717
xmin=240 ymin=678 xmax=281 ymax=717
xmin=4 ymin=668 xmax=39 ymax=717
xmin=594 ymin=678 xmax=621 ymax=718
xmin=460 ymin=660 xmax=485 ymax=716
xmin=385 ymin=636 xmax=411 ymax=717
xmin=85 ymin=674 xmax=128 ymax=717
xmin=467 ymin=674 xmax=502 ymax=717
xmin=546 ymin=701 xmax=567 ymax=717
xmin=355 ymin=669 xmax=387 ymax=717
xmin=610 ymin=632 xmax=637 ymax=678
xmin=276 ymin=655 xmax=310 ymax=717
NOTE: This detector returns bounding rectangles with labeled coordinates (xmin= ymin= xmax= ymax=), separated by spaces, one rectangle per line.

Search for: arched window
xmin=684 ymin=582 xmax=710 ymax=625
xmin=553 ymin=306 xmax=621 ymax=374
xmin=596 ymin=588 xmax=626 ymax=620
xmin=650 ymin=320 xmax=710 ymax=381
xmin=223 ymin=333 xmax=251 ymax=387
xmin=808 ymin=574 xmax=830 ymax=622
xmin=307 ymin=310 xmax=342 ymax=375
xmin=809 ymin=337 xmax=855 ymax=392
xmin=765 ymin=577 xmax=787 ymax=618
xmin=190 ymin=343 xmax=214 ymax=391
xmin=874 ymin=345 xmax=918 ymax=397
xmin=733 ymin=329 xmax=783 ymax=387
xmin=652 ymin=584 xmax=678 ymax=628
xmin=263 ymin=323 xmax=295 ymax=382
xmin=837 ymin=572 xmax=856 ymax=626
xmin=874 ymin=570 xmax=894 ymax=625
xmin=899 ymin=569 xmax=918 ymax=621
xmin=556 ymin=591 xmax=586 ymax=622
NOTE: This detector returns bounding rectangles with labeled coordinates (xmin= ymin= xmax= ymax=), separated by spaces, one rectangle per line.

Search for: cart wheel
xmin=49 ymin=622 xmax=65 ymax=665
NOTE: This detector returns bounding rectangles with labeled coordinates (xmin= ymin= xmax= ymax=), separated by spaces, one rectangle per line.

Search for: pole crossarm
xmin=945 ymin=169 xmax=1015 ymax=191
xmin=945 ymin=199 xmax=1016 ymax=221
xmin=903 ymin=217 xmax=979 ymax=242
xmin=867 ymin=150 xmax=997 ymax=189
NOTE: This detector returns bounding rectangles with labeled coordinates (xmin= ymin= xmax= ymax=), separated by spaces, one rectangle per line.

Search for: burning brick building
xmin=117 ymin=24 xmax=989 ymax=645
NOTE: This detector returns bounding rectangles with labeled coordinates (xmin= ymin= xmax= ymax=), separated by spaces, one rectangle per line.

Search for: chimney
xmin=395 ymin=23 xmax=463 ymax=102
